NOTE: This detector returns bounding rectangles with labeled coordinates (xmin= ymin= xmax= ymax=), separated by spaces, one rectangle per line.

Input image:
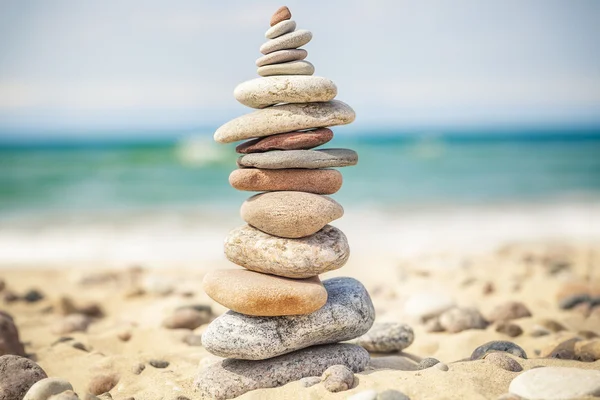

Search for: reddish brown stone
xmin=270 ymin=6 xmax=291 ymax=27
xmin=235 ymin=128 xmax=333 ymax=154
xmin=229 ymin=168 xmax=342 ymax=195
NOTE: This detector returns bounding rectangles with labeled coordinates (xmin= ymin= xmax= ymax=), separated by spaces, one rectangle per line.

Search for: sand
xmin=1 ymin=236 xmax=599 ymax=399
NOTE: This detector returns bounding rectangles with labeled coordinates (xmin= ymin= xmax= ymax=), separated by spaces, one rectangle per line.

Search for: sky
xmin=1 ymin=0 xmax=600 ymax=137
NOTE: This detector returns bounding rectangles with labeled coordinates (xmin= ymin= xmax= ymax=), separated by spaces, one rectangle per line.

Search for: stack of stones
xmin=195 ymin=6 xmax=375 ymax=400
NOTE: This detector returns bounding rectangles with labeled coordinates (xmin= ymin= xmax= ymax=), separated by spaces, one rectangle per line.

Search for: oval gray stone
xmin=509 ymin=367 xmax=600 ymax=399
xmin=356 ymin=322 xmax=414 ymax=353
xmin=241 ymin=192 xmax=343 ymax=238
xmin=234 ymin=76 xmax=337 ymax=109
xmin=265 ymin=19 xmax=296 ymax=39
xmin=471 ymin=340 xmax=528 ymax=360
xmin=258 ymin=60 xmax=314 ymax=77
xmin=238 ymin=148 xmax=358 ymax=169
xmin=260 ymin=29 xmax=312 ymax=55
xmin=214 ymin=100 xmax=355 ymax=143
xmin=256 ymin=49 xmax=307 ymax=67
xmin=224 ymin=224 xmax=350 ymax=278
xmin=194 ymin=343 xmax=369 ymax=400
xmin=202 ymin=277 xmax=375 ymax=360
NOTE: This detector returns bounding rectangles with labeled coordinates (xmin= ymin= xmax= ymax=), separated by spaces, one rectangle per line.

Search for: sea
xmin=1 ymin=129 xmax=599 ymax=266
xmin=1 ymin=129 xmax=600 ymax=217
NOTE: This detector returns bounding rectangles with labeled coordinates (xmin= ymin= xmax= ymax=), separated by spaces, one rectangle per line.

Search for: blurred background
xmin=1 ymin=0 xmax=599 ymax=267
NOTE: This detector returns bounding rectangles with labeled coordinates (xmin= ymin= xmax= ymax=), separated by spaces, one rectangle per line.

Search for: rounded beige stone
xmin=241 ymin=192 xmax=343 ymax=238
xmin=202 ymin=269 xmax=327 ymax=316
xmin=256 ymin=49 xmax=307 ymax=67
xmin=224 ymin=224 xmax=350 ymax=278
xmin=260 ymin=29 xmax=312 ymax=55
xmin=258 ymin=60 xmax=314 ymax=77
xmin=234 ymin=76 xmax=336 ymax=109
xmin=265 ymin=19 xmax=296 ymax=39
xmin=230 ymin=168 xmax=342 ymax=194
xmin=214 ymin=100 xmax=355 ymax=143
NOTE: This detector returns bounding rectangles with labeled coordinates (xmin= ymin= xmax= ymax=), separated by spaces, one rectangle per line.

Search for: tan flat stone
xmin=260 ymin=30 xmax=312 ymax=55
xmin=234 ymin=76 xmax=336 ymax=109
xmin=258 ymin=60 xmax=314 ymax=77
xmin=202 ymin=269 xmax=327 ymax=316
xmin=265 ymin=19 xmax=296 ymax=39
xmin=230 ymin=168 xmax=342 ymax=195
xmin=214 ymin=100 xmax=354 ymax=143
xmin=256 ymin=49 xmax=307 ymax=67
xmin=241 ymin=191 xmax=343 ymax=238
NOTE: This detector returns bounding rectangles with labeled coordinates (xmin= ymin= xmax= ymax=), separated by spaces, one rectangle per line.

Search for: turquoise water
xmin=1 ymin=132 xmax=600 ymax=218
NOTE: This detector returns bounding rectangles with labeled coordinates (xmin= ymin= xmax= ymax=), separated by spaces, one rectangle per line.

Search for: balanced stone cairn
xmin=195 ymin=6 xmax=375 ymax=399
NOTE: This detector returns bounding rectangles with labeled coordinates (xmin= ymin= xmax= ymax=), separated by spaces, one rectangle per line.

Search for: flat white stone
xmin=260 ymin=29 xmax=312 ymax=54
xmin=214 ymin=100 xmax=355 ymax=143
xmin=258 ymin=60 xmax=314 ymax=77
xmin=509 ymin=367 xmax=600 ymax=399
xmin=234 ymin=76 xmax=336 ymax=109
xmin=256 ymin=49 xmax=307 ymax=67
xmin=265 ymin=19 xmax=296 ymax=39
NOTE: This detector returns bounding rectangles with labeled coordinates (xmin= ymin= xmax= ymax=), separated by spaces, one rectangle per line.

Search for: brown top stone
xmin=202 ymin=269 xmax=327 ymax=316
xmin=236 ymin=128 xmax=333 ymax=154
xmin=270 ymin=6 xmax=292 ymax=26
xmin=229 ymin=168 xmax=342 ymax=195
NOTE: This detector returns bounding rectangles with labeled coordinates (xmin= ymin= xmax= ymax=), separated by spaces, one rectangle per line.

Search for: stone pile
xmin=195 ymin=6 xmax=375 ymax=399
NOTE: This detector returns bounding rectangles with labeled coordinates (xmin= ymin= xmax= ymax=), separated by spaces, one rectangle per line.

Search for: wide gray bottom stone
xmin=194 ymin=343 xmax=369 ymax=400
xmin=202 ymin=277 xmax=375 ymax=360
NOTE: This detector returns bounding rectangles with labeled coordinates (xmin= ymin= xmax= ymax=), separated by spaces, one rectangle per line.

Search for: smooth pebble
xmin=241 ymin=191 xmax=343 ymax=238
xmin=258 ymin=60 xmax=314 ymax=77
xmin=224 ymin=224 xmax=349 ymax=279
xmin=202 ymin=269 xmax=327 ymax=316
xmin=214 ymin=100 xmax=354 ymax=143
xmin=255 ymin=49 xmax=307 ymax=67
xmin=229 ymin=168 xmax=342 ymax=195
xmin=260 ymin=30 xmax=312 ymax=55
xmin=265 ymin=19 xmax=296 ymax=39
xmin=321 ymin=365 xmax=354 ymax=393
xmin=234 ymin=76 xmax=336 ymax=109
xmin=509 ymin=367 xmax=600 ymax=399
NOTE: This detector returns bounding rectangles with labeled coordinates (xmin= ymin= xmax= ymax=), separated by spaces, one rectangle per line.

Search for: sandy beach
xmin=1 ymin=204 xmax=600 ymax=399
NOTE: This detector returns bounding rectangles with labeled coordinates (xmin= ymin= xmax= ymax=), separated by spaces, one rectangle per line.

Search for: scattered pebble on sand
xmin=509 ymin=367 xmax=600 ymax=400
xmin=356 ymin=322 xmax=414 ymax=353
xmin=495 ymin=321 xmax=523 ymax=337
xmin=321 ymin=364 xmax=354 ymax=392
xmin=23 ymin=377 xmax=74 ymax=400
xmin=0 ymin=312 xmax=26 ymax=356
xmin=0 ymin=355 xmax=48 ymax=400
xmin=149 ymin=359 xmax=169 ymax=368
xmin=487 ymin=301 xmax=531 ymax=322
xmin=417 ymin=357 xmax=441 ymax=369
xmin=439 ymin=307 xmax=488 ymax=333
xmin=162 ymin=308 xmax=209 ymax=330
xmin=483 ymin=352 xmax=523 ymax=372
xmin=470 ymin=341 xmax=527 ymax=360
